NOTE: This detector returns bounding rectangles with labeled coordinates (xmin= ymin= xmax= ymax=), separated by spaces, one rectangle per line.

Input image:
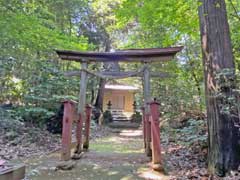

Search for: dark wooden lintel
xmin=64 ymin=69 xmax=172 ymax=79
xmin=56 ymin=46 xmax=183 ymax=63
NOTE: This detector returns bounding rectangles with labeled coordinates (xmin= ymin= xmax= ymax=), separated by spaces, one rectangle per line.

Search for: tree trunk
xmin=94 ymin=40 xmax=109 ymax=112
xmin=192 ymin=71 xmax=203 ymax=110
xmin=94 ymin=38 xmax=120 ymax=112
xmin=198 ymin=0 xmax=240 ymax=176
xmin=91 ymin=88 xmax=95 ymax=104
xmin=94 ymin=78 xmax=106 ymax=111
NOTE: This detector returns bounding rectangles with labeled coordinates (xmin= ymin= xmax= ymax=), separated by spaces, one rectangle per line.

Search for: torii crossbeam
xmin=56 ymin=47 xmax=183 ymax=62
xmin=56 ymin=46 xmax=183 ymax=171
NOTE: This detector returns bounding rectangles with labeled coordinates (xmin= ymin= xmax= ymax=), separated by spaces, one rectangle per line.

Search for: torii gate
xmin=56 ymin=46 xmax=183 ymax=171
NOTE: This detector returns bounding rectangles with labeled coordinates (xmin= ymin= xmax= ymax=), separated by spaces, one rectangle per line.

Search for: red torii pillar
xmin=61 ymin=100 xmax=75 ymax=161
xmin=149 ymin=100 xmax=163 ymax=171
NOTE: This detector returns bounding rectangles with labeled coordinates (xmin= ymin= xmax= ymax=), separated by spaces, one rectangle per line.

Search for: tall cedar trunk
xmin=91 ymin=88 xmax=95 ymax=104
xmin=94 ymin=38 xmax=110 ymax=112
xmin=94 ymin=37 xmax=120 ymax=112
xmin=94 ymin=78 xmax=106 ymax=111
xmin=198 ymin=0 xmax=240 ymax=176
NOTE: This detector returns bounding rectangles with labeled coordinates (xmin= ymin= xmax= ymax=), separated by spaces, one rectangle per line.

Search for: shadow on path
xmin=24 ymin=128 xmax=169 ymax=180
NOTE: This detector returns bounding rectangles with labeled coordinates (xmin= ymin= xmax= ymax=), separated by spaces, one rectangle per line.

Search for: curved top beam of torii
xmin=56 ymin=46 xmax=183 ymax=62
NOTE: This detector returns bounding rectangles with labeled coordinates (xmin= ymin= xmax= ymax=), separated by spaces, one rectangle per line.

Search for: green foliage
xmin=15 ymin=107 xmax=55 ymax=127
xmin=0 ymin=107 xmax=24 ymax=134
xmin=227 ymin=0 xmax=240 ymax=70
xmin=0 ymin=0 xmax=89 ymax=104
xmin=116 ymin=0 xmax=199 ymax=47
xmin=115 ymin=0 xmax=205 ymax=114
xmin=213 ymin=68 xmax=240 ymax=124
xmin=0 ymin=0 xmax=239 ymax=130
xmin=0 ymin=0 xmax=91 ymax=127
xmin=176 ymin=118 xmax=207 ymax=146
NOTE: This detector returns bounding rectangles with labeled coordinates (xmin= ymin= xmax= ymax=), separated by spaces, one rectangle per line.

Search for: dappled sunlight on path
xmin=23 ymin=127 xmax=169 ymax=180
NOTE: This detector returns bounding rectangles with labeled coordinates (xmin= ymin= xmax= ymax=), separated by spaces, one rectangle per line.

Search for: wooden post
xmin=83 ymin=104 xmax=92 ymax=150
xmin=143 ymin=63 xmax=152 ymax=157
xmin=61 ymin=100 xmax=74 ymax=161
xmin=75 ymin=61 xmax=88 ymax=155
xmin=149 ymin=100 xmax=163 ymax=171
xmin=141 ymin=107 xmax=146 ymax=148
xmin=145 ymin=113 xmax=152 ymax=156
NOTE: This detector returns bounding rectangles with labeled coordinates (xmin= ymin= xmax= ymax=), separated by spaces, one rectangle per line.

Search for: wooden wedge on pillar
xmin=83 ymin=104 xmax=92 ymax=150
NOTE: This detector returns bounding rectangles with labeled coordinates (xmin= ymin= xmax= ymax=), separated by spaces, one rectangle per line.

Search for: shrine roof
xmin=105 ymin=84 xmax=139 ymax=91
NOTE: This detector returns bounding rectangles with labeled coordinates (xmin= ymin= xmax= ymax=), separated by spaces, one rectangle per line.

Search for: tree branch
xmin=229 ymin=0 xmax=240 ymax=22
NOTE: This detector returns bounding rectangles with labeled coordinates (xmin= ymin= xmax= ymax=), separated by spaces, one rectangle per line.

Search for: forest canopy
xmin=0 ymin=0 xmax=240 ymax=177
xmin=1 ymin=0 xmax=240 ymax=109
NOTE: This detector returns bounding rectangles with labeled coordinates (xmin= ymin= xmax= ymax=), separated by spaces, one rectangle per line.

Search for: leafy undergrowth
xmin=163 ymin=112 xmax=240 ymax=180
xmin=0 ymin=108 xmax=108 ymax=161
xmin=0 ymin=109 xmax=61 ymax=160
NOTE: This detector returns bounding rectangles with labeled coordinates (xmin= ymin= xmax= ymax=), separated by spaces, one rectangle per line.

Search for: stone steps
xmin=108 ymin=121 xmax=140 ymax=129
xmin=110 ymin=109 xmax=132 ymax=121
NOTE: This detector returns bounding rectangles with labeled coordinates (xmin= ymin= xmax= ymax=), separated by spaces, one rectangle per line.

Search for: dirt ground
xmin=22 ymin=128 xmax=169 ymax=180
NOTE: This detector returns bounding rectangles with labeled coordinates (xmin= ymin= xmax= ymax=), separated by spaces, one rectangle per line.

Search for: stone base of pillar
xmin=71 ymin=152 xmax=84 ymax=160
xmin=151 ymin=163 xmax=164 ymax=172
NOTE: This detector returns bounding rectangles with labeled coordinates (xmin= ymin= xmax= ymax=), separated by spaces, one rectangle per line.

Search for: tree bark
xmin=198 ymin=0 xmax=240 ymax=176
xmin=94 ymin=78 xmax=106 ymax=111
xmin=192 ymin=71 xmax=203 ymax=110
xmin=94 ymin=38 xmax=120 ymax=112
